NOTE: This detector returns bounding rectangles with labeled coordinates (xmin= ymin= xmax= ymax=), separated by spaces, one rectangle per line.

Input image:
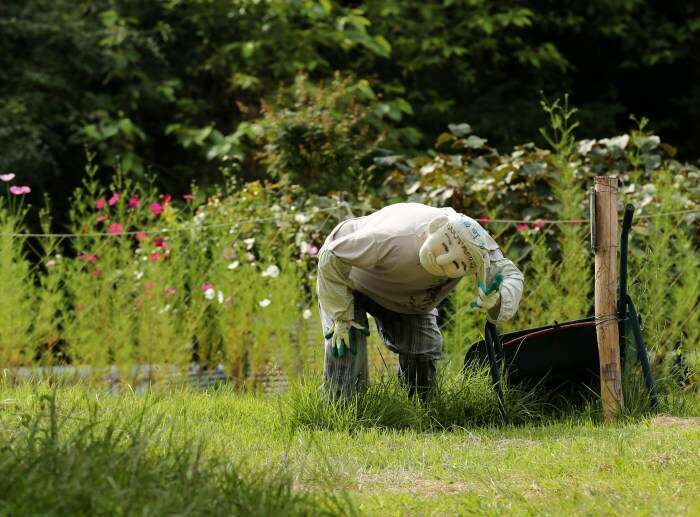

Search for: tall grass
xmin=539 ymin=95 xmax=591 ymax=321
xmin=0 ymin=390 xmax=347 ymax=516
xmin=283 ymin=367 xmax=549 ymax=433
xmin=0 ymin=201 xmax=34 ymax=368
xmin=630 ymin=168 xmax=700 ymax=379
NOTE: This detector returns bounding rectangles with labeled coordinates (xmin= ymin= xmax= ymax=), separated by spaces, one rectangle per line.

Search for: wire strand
xmin=0 ymin=206 xmax=697 ymax=239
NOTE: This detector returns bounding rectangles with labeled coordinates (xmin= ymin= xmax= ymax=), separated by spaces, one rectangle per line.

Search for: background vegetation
xmin=1 ymin=0 xmax=698 ymax=220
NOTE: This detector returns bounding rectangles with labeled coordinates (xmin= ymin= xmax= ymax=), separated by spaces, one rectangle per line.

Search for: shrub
xmin=259 ymin=73 xmax=385 ymax=194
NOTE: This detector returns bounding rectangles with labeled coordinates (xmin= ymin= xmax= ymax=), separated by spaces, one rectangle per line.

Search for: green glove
xmin=325 ymin=321 xmax=370 ymax=358
xmin=470 ymin=272 xmax=503 ymax=310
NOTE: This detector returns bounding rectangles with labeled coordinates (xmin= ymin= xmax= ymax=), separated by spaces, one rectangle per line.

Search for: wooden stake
xmin=594 ymin=176 xmax=624 ymax=420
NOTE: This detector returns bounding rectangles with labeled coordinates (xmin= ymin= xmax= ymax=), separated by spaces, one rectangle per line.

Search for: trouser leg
xmin=398 ymin=353 xmax=437 ymax=401
xmin=360 ymin=294 xmax=442 ymax=400
xmin=321 ymin=296 xmax=369 ymax=399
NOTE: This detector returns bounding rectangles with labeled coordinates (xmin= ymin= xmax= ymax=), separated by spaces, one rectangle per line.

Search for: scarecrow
xmin=317 ymin=202 xmax=524 ymax=399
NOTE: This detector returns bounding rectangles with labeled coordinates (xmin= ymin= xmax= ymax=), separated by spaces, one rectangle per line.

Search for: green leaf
xmin=241 ymin=42 xmax=256 ymax=59
xmin=194 ymin=126 xmax=214 ymax=145
xmin=319 ymin=0 xmax=332 ymax=13
xmin=353 ymin=79 xmax=376 ymax=100
xmin=99 ymin=10 xmax=119 ymax=28
xmin=392 ymin=98 xmax=413 ymax=115
xmin=81 ymin=124 xmax=101 ymax=141
xmin=373 ymin=35 xmax=392 ymax=58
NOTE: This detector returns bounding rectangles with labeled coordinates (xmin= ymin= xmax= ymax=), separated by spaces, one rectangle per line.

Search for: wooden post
xmin=594 ymin=176 xmax=624 ymax=420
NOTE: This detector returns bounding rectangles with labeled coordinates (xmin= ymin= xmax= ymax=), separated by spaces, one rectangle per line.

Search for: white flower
xmin=227 ymin=260 xmax=240 ymax=270
xmin=134 ymin=270 xmax=144 ymax=279
xmin=244 ymin=237 xmax=256 ymax=250
xmin=294 ymin=213 xmax=310 ymax=224
xmin=159 ymin=304 xmax=171 ymax=314
xmin=217 ymin=290 xmax=224 ymax=304
xmin=204 ymin=287 xmax=216 ymax=300
xmin=245 ymin=252 xmax=255 ymax=262
xmin=261 ymin=264 xmax=280 ymax=278
xmin=300 ymin=241 xmax=309 ymax=254
xmin=46 ymin=259 xmax=56 ymax=269
xmin=259 ymin=298 xmax=271 ymax=308
xmin=302 ymin=309 xmax=312 ymax=320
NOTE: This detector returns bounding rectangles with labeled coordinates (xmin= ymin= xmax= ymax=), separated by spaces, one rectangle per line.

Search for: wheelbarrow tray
xmin=462 ymin=205 xmax=657 ymax=411
xmin=464 ymin=316 xmax=601 ymax=389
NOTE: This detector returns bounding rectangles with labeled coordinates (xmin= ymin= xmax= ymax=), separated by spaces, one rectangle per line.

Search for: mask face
xmin=419 ymin=216 xmax=478 ymax=278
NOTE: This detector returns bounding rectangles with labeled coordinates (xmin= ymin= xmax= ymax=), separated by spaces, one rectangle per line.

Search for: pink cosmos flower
xmin=182 ymin=194 xmax=195 ymax=201
xmin=516 ymin=223 xmax=529 ymax=233
xmin=135 ymin=231 xmax=148 ymax=241
xmin=95 ymin=197 xmax=107 ymax=210
xmin=107 ymin=223 xmax=123 ymax=236
xmin=79 ymin=253 xmax=98 ymax=264
xmin=533 ymin=220 xmax=546 ymax=231
xmin=478 ymin=215 xmax=492 ymax=224
xmin=150 ymin=202 xmax=163 ymax=216
xmin=128 ymin=196 xmax=140 ymax=209
xmin=10 ymin=186 xmax=31 ymax=195
xmin=154 ymin=236 xmax=166 ymax=248
xmin=150 ymin=252 xmax=162 ymax=263
xmin=162 ymin=194 xmax=172 ymax=205
xmin=0 ymin=173 xmax=15 ymax=182
xmin=108 ymin=192 xmax=120 ymax=206
xmin=201 ymin=282 xmax=214 ymax=292
xmin=96 ymin=214 xmax=108 ymax=223
xmin=307 ymin=244 xmax=319 ymax=257
xmin=165 ymin=287 xmax=177 ymax=295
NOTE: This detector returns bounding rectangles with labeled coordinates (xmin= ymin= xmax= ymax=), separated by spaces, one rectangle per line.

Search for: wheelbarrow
xmin=463 ymin=204 xmax=658 ymax=416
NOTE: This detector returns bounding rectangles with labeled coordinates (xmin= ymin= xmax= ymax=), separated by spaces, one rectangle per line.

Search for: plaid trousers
xmin=322 ymin=291 xmax=443 ymax=399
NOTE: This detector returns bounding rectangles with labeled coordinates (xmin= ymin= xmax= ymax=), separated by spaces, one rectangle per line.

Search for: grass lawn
xmin=1 ymin=381 xmax=699 ymax=516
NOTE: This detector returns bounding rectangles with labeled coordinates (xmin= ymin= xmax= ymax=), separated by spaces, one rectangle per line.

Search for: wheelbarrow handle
xmin=618 ymin=203 xmax=635 ymax=319
xmin=485 ymin=321 xmax=506 ymax=420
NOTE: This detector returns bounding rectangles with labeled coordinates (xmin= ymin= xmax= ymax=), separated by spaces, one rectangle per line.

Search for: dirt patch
xmin=354 ymin=470 xmax=476 ymax=496
xmin=651 ymin=415 xmax=700 ymax=429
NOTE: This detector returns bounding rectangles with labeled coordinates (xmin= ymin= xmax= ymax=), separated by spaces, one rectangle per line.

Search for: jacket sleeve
xmin=486 ymin=250 xmax=525 ymax=323
xmin=316 ymin=228 xmax=380 ymax=329
xmin=316 ymin=248 xmax=355 ymax=329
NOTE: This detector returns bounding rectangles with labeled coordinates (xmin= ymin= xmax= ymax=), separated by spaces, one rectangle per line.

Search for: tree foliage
xmin=0 ymin=0 xmax=698 ymax=209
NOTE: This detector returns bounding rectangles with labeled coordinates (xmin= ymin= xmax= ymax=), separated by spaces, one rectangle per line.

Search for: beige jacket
xmin=317 ymin=202 xmax=524 ymax=324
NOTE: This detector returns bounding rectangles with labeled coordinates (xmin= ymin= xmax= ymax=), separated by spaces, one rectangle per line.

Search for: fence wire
xmin=1 ymin=206 xmax=697 ymax=239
